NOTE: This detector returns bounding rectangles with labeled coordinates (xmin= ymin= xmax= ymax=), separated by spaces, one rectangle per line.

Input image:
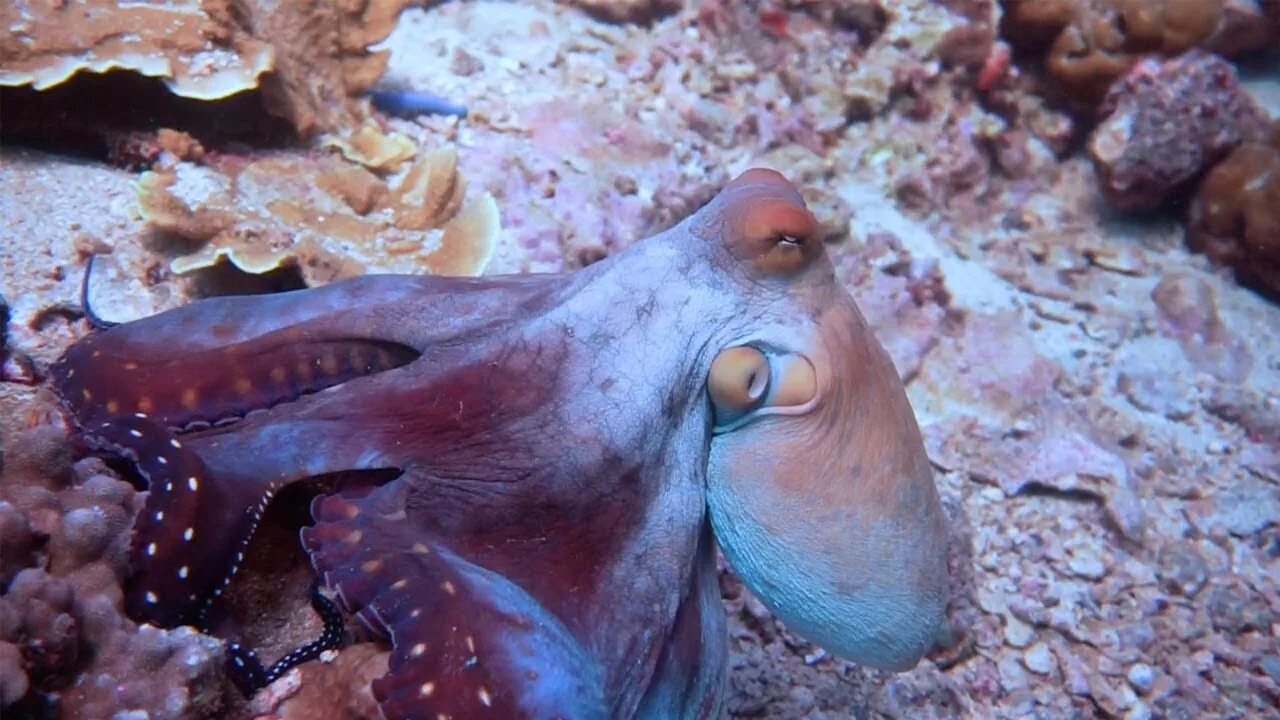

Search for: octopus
xmin=51 ymin=169 xmax=949 ymax=719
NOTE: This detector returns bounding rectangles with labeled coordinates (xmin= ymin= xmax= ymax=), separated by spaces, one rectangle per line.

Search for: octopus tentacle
xmin=77 ymin=415 xmax=264 ymax=626
xmin=79 ymin=254 xmax=119 ymax=329
xmin=302 ymin=480 xmax=609 ymax=720
xmin=226 ymin=583 xmax=346 ymax=695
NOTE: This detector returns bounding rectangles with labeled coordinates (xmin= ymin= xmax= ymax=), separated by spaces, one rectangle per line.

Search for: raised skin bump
xmin=52 ymin=168 xmax=948 ymax=719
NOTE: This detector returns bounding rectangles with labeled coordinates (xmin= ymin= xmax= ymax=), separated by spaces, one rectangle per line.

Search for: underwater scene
xmin=1 ymin=1 xmax=1278 ymax=718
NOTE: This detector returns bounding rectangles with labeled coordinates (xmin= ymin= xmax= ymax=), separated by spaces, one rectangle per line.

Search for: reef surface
xmin=2 ymin=1 xmax=1278 ymax=718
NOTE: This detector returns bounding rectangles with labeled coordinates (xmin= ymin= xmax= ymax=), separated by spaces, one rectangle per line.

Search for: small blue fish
xmin=370 ymin=88 xmax=468 ymax=119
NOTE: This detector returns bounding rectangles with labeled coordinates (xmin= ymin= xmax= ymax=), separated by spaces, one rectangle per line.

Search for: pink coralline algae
xmin=1087 ymin=50 xmax=1268 ymax=211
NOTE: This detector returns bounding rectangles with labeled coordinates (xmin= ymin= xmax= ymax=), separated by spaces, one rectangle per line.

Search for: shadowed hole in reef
xmin=212 ymin=468 xmax=399 ymax=713
xmin=184 ymin=261 xmax=310 ymax=299
xmin=0 ymin=71 xmax=296 ymax=165
xmin=1016 ymin=481 xmax=1102 ymax=504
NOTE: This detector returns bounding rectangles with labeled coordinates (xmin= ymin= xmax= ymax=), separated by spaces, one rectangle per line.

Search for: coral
xmin=1187 ymin=141 xmax=1280 ymax=299
xmin=1 ymin=0 xmax=421 ymax=136
xmin=138 ymin=144 xmax=500 ymax=286
xmin=1087 ymin=50 xmax=1267 ymax=210
xmin=58 ymin=624 xmax=226 ymax=720
xmin=3 ymin=569 xmax=80 ymax=681
xmin=0 ymin=1 xmax=274 ymax=101
xmin=1002 ymin=0 xmax=1276 ymax=107
xmin=1203 ymin=0 xmax=1280 ymax=56
xmin=0 ymin=419 xmax=229 ymax=717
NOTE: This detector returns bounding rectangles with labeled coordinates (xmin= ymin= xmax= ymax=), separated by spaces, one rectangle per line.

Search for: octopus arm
xmin=50 ymin=274 xmax=563 ymax=432
xmin=303 ymin=479 xmax=609 ymax=720
xmin=78 ymin=414 xmax=260 ymax=626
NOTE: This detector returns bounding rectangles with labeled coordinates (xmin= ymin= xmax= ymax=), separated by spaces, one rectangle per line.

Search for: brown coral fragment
xmin=0 ymin=421 xmax=229 ymax=718
xmin=389 ymin=147 xmax=466 ymax=231
xmin=1187 ymin=142 xmax=1280 ymax=299
xmin=322 ymin=122 xmax=418 ymax=173
xmin=140 ymin=147 xmax=499 ymax=286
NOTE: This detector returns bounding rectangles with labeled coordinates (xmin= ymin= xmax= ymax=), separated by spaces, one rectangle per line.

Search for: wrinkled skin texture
xmin=51 ymin=169 xmax=948 ymax=719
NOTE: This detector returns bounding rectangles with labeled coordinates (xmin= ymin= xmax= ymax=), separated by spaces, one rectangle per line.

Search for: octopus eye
xmin=708 ymin=345 xmax=818 ymax=430
xmin=709 ymin=347 xmax=771 ymax=418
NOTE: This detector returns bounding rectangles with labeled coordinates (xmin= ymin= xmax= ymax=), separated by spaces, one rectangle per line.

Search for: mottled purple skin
xmin=51 ymin=169 xmax=948 ymax=719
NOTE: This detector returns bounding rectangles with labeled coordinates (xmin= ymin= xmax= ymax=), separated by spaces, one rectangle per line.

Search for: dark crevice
xmin=1 ymin=71 xmax=296 ymax=165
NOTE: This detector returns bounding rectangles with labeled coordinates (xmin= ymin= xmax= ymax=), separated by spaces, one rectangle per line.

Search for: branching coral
xmin=137 ymin=142 xmax=500 ymax=286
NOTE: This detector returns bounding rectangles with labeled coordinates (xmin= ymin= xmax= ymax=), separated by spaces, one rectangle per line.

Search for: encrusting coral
xmin=137 ymin=143 xmax=499 ymax=286
xmin=1187 ymin=140 xmax=1280 ymax=300
xmin=1 ymin=0 xmax=421 ymax=136
xmin=1001 ymin=0 xmax=1274 ymax=106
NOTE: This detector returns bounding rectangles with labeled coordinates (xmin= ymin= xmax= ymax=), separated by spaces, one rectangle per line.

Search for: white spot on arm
xmin=184 ymin=528 xmax=194 ymax=541
xmin=188 ymin=476 xmax=199 ymax=491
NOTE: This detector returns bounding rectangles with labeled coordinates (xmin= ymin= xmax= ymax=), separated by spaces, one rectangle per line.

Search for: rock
xmin=1205 ymin=584 xmax=1273 ymax=634
xmin=1003 ymin=616 xmax=1035 ymax=648
xmin=1150 ymin=273 xmax=1253 ymax=385
xmin=1089 ymin=50 xmax=1268 ymax=210
xmin=1156 ymin=542 xmax=1209 ymax=597
xmin=1065 ymin=537 xmax=1108 ymax=580
xmin=1126 ymin=662 xmax=1156 ymax=694
xmin=998 ymin=652 xmax=1030 ymax=691
xmin=1187 ymin=477 xmax=1280 ymax=537
xmin=1022 ymin=642 xmax=1056 ymax=675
